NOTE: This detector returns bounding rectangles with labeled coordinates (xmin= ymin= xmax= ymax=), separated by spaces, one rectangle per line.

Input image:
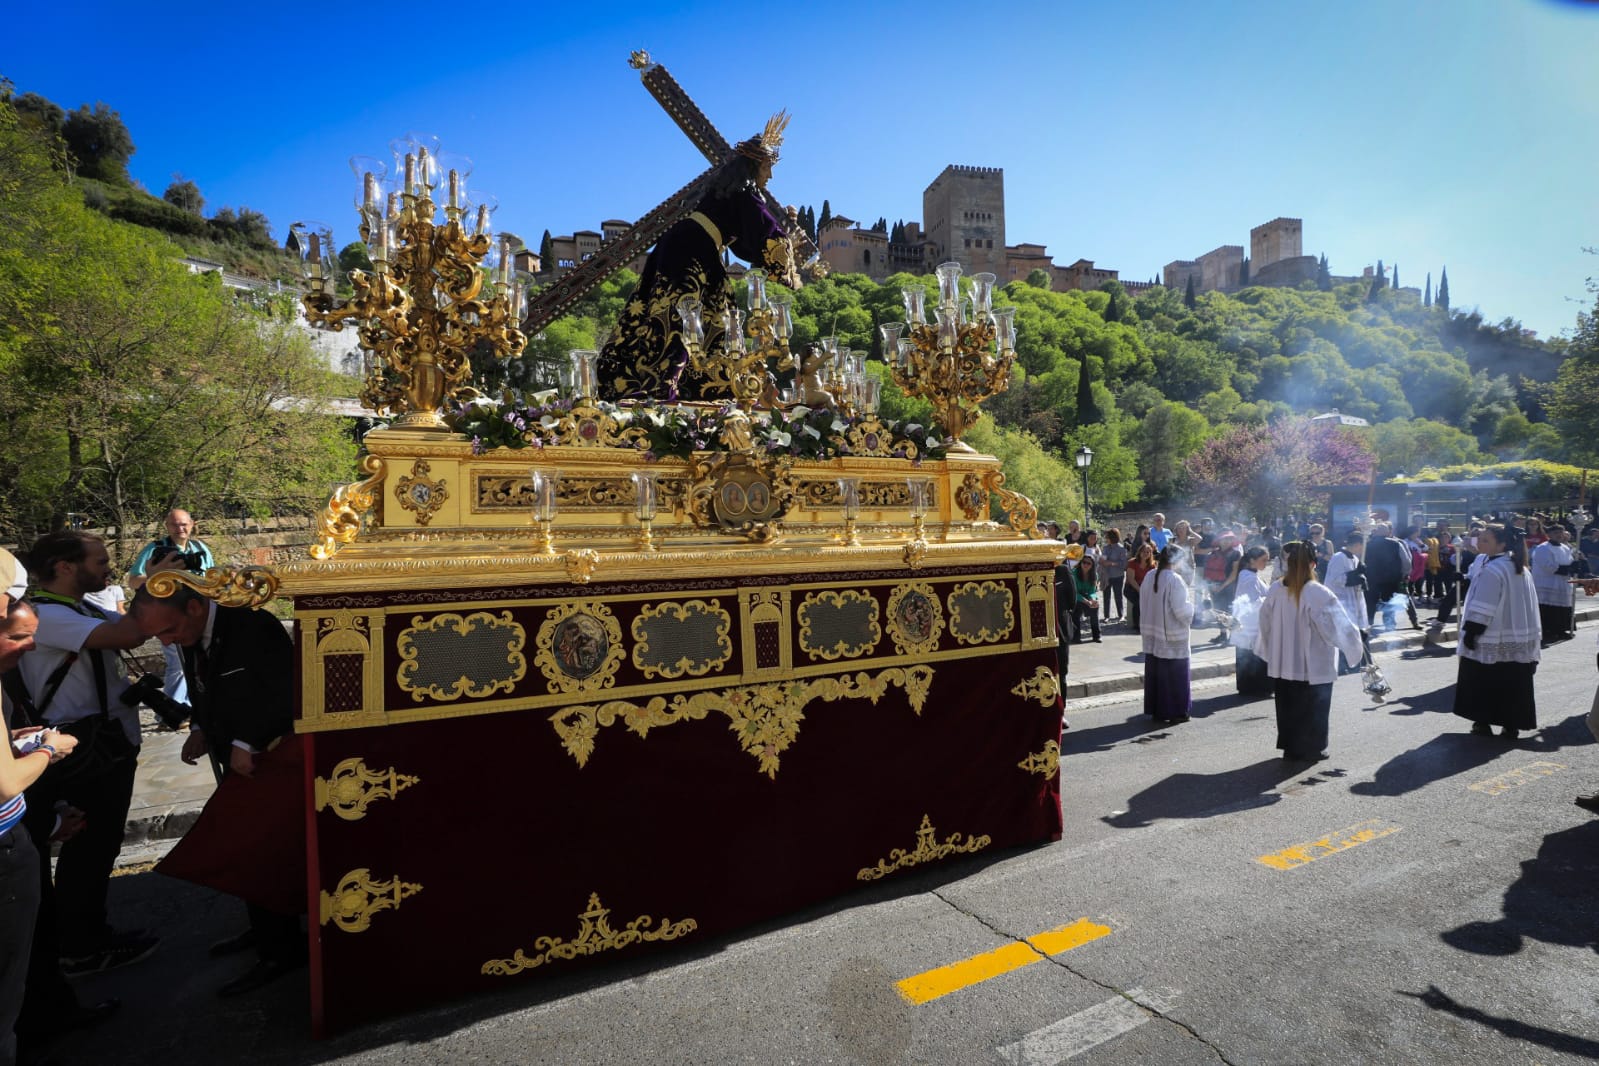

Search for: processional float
xmin=153 ymin=53 xmax=1066 ymax=1035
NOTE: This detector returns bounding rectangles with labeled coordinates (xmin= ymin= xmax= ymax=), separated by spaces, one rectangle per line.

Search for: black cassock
xmin=597 ymin=183 xmax=795 ymax=402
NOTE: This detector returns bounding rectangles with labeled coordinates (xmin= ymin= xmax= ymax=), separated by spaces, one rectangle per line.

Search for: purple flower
xmin=471 ymin=436 xmax=484 ymax=455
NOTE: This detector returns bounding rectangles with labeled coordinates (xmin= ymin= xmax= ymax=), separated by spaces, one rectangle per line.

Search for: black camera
xmin=148 ymin=544 xmax=204 ymax=573
xmin=120 ymin=673 xmax=190 ymax=730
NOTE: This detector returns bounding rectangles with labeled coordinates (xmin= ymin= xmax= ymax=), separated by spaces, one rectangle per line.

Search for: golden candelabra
xmin=293 ymin=137 xmax=527 ymax=431
xmin=676 ymin=268 xmax=795 ymax=411
xmin=885 ymin=262 xmax=1017 ymax=451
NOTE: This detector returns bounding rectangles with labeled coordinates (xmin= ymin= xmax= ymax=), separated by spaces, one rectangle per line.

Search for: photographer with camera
xmin=128 ymin=509 xmax=213 ymax=710
xmin=13 ymin=531 xmax=162 ymax=985
xmin=130 ymin=580 xmax=302 ymax=997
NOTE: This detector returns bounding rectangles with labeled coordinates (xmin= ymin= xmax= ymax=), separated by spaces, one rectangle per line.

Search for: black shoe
xmin=209 ymin=928 xmax=256 ymax=958
xmin=1499 ymin=727 xmax=1520 ymax=740
xmin=1576 ymin=793 xmax=1599 ymax=813
xmin=1091 ymin=636 xmax=1101 ymax=643
xmin=61 ymin=997 xmax=121 ymax=1031
xmin=218 ymin=956 xmax=306 ymax=998
xmin=1469 ymin=723 xmax=1493 ymax=737
xmin=60 ymin=931 xmax=160 ymax=978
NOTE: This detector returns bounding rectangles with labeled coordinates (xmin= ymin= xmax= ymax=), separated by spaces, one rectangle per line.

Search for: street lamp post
xmin=1075 ymin=444 xmax=1094 ymax=530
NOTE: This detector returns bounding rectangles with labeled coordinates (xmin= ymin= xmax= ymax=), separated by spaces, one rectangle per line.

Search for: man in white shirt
xmin=17 ymin=531 xmax=161 ymax=978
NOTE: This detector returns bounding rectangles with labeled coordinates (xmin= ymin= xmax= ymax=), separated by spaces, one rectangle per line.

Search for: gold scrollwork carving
xmin=855 ymin=815 xmax=992 ymax=882
xmin=535 ymin=601 xmax=625 ymax=694
xmin=630 ymin=599 xmax=733 ymax=679
xmin=394 ymin=458 xmax=448 ymax=526
xmin=312 ymin=453 xmax=386 ymax=560
xmin=1017 ymin=740 xmax=1061 ymax=778
xmin=796 ymin=589 xmax=881 ymax=661
xmin=319 ymin=868 xmax=422 ymax=933
xmin=482 ymin=892 xmax=698 ymax=977
xmin=313 ymin=758 xmax=419 ymax=821
xmin=902 ymin=539 xmax=928 ymax=570
xmin=550 ymin=664 xmax=934 ymax=779
xmin=955 ymin=471 xmax=986 ymax=521
xmin=563 ymin=549 xmax=600 ymax=585
xmin=1011 ymin=666 xmax=1060 ymax=707
xmin=947 ymin=580 xmax=1016 ymax=645
xmin=680 ymin=451 xmax=798 ymax=541
xmin=885 ymin=582 xmax=944 ymax=656
xmin=396 ymin=610 xmax=527 ymax=703
xmin=982 ymin=469 xmax=1041 ymax=538
xmin=145 ymin=565 xmax=279 ymax=609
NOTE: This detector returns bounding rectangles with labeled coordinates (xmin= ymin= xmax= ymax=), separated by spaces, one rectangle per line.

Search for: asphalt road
xmin=43 ymin=638 xmax=1599 ymax=1066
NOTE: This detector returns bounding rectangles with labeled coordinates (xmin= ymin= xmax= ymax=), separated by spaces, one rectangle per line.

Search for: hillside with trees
xmin=0 ymin=85 xmax=353 ymax=556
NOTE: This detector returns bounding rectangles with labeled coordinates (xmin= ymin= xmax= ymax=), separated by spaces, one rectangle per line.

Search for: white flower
xmin=802 ymin=424 xmax=822 ymax=439
xmin=539 ymin=415 xmax=560 ymax=429
xmin=530 ymin=388 xmax=560 ymax=405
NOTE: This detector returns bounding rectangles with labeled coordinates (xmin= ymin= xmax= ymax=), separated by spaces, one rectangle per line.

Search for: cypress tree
xmin=1392 ymin=263 xmax=1399 ymax=290
xmin=1075 ymin=356 xmax=1102 ymax=424
xmin=1437 ymin=267 xmax=1450 ymax=312
xmin=1424 ymin=272 xmax=1433 ymax=307
xmin=1376 ymin=259 xmax=1386 ymax=286
xmin=538 ymin=229 xmax=554 ymax=270
xmin=1183 ymin=274 xmax=1197 ymax=309
xmin=818 ymin=199 xmax=832 ymax=232
xmin=1316 ymin=254 xmax=1332 ymax=291
xmin=1238 ymin=257 xmax=1250 ymax=287
xmin=1103 ymin=292 xmax=1120 ymax=322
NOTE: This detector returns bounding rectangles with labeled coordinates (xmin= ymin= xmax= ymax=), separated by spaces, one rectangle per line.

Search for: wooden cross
xmin=521 ymin=52 xmax=814 ymax=337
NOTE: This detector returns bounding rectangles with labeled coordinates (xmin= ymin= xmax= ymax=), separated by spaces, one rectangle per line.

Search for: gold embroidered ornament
xmin=856 ymin=815 xmax=991 ymax=882
xmin=482 ymin=892 xmax=697 ymax=977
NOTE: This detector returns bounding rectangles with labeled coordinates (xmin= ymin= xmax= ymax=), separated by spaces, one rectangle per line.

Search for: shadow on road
xmin=1061 ymin=712 xmax=1172 ymax=754
xmin=1350 ymin=711 xmax=1596 ymax=798
xmin=1378 ymin=682 xmax=1455 ymax=717
xmin=1100 ymin=757 xmax=1302 ymax=829
xmin=1439 ymin=819 xmax=1599 ymax=958
xmin=1398 ymin=984 xmax=1599 ymax=1059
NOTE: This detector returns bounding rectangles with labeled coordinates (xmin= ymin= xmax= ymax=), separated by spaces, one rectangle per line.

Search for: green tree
xmin=963 ymin=420 xmax=1081 ymax=526
xmin=538 ymin=229 xmax=554 ymax=270
xmin=1238 ymin=256 xmax=1249 ymax=287
xmin=337 ymin=240 xmax=372 ymax=280
xmin=1127 ymin=401 xmax=1209 ymax=499
xmin=1436 ymin=267 xmax=1450 ymax=312
xmin=1316 ymin=254 xmax=1332 ymax=291
xmin=1024 ymin=267 xmax=1051 ymax=289
xmin=11 ymin=91 xmax=64 ymax=137
xmin=1424 ymin=272 xmax=1432 ymax=307
xmin=818 ymin=199 xmax=832 ymax=232
xmin=1369 ymin=418 xmax=1484 ymax=474
xmin=163 ymin=177 xmax=204 ymax=215
xmin=1183 ymin=274 xmax=1197 ymax=309
xmin=62 ymin=101 xmax=135 ymax=184
xmin=1074 ymin=354 xmax=1102 ymax=424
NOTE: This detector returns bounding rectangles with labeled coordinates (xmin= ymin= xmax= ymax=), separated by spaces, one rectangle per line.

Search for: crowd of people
xmin=1 ymin=512 xmax=296 ymax=1066
xmin=1048 ymin=506 xmax=1599 ymax=781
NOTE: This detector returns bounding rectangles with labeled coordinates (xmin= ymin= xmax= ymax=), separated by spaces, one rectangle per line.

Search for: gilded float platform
xmin=188 ymin=428 xmax=1066 ymax=1034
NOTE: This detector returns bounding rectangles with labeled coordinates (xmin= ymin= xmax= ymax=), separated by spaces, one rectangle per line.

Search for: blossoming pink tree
xmin=1185 ymin=416 xmax=1375 ymax=523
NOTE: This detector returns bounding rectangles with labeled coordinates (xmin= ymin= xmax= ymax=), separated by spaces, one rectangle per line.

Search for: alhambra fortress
xmin=529 ymin=164 xmax=1405 ymax=297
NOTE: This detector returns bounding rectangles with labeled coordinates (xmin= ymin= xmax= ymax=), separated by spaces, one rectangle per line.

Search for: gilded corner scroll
xmin=319 ymin=868 xmax=422 ymax=933
xmin=313 ymin=758 xmax=419 ymax=821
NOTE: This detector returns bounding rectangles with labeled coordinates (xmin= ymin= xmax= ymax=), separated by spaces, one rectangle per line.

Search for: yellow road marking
xmin=895 ymin=918 xmax=1112 ymax=1005
xmin=1256 ymin=819 xmax=1401 ymax=871
xmin=1468 ymin=761 xmax=1566 ymax=796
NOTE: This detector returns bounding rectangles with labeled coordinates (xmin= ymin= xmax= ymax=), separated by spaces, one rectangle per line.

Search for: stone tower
xmin=1250 ymin=218 xmax=1303 ymax=271
xmin=922 ymin=165 xmax=1006 ymax=276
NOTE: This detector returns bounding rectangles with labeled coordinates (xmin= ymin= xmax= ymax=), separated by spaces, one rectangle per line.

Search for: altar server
xmin=1254 ymin=542 xmax=1366 ymax=763
xmin=1454 ymin=524 xmax=1542 ymax=741
xmin=1140 ymin=545 xmax=1194 ymax=724
xmin=1323 ymin=532 xmax=1370 ymax=675
xmin=1530 ymin=524 xmax=1576 ymax=644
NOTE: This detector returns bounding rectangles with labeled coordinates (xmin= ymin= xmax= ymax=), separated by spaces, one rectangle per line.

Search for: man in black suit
xmin=129 ymin=583 xmax=302 ymax=997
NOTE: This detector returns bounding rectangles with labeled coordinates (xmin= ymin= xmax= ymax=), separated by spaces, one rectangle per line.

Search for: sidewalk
xmin=122 ymin=604 xmax=1599 ymax=844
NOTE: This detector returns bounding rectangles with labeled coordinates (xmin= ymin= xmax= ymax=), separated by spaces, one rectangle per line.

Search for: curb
xmin=123 ymin=805 xmax=204 ymax=848
xmin=1062 ymin=604 xmax=1599 ymax=702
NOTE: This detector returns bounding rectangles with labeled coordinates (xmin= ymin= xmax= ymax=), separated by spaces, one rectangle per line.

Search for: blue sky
xmin=5 ymin=0 xmax=1596 ymax=339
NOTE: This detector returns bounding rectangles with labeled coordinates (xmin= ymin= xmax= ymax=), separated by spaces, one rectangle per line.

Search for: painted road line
xmin=1468 ymin=760 xmax=1566 ymax=796
xmin=995 ymin=987 xmax=1180 ymax=1065
xmin=1256 ymin=819 xmax=1401 ymax=871
xmin=896 ymin=918 xmax=1112 ymax=1005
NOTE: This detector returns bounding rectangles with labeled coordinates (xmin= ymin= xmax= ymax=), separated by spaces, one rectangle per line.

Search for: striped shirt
xmin=0 ymin=791 xmax=24 ymax=836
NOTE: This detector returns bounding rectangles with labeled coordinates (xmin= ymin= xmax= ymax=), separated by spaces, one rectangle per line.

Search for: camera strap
xmin=29 ymin=592 xmax=112 ymax=719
